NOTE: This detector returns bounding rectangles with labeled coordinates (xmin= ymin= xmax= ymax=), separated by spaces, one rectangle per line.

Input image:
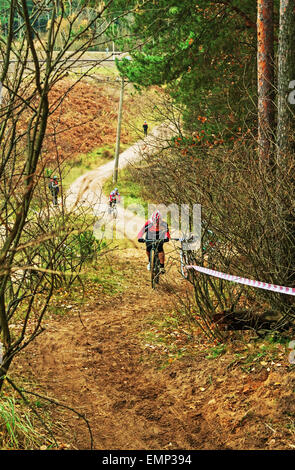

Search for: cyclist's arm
xmin=137 ymin=221 xmax=149 ymax=239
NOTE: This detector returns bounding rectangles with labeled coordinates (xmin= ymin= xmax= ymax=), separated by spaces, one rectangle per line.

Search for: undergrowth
xmin=0 ymin=394 xmax=50 ymax=450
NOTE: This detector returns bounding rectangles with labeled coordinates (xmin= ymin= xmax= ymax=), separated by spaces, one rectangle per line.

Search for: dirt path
xmin=65 ymin=122 xmax=177 ymax=243
xmin=18 ymin=126 xmax=211 ymax=450
xmin=65 ymin=122 xmax=174 ymax=213
xmin=14 ymin=128 xmax=295 ymax=451
xmin=21 ymin=249 xmax=212 ymax=450
xmin=17 ymin=245 xmax=295 ymax=451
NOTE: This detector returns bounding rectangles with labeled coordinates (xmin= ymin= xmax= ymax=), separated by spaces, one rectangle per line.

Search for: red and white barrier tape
xmin=186 ymin=265 xmax=295 ymax=296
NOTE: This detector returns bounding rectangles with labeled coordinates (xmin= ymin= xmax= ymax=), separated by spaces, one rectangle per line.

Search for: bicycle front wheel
xmin=150 ymin=249 xmax=160 ymax=289
xmin=180 ymin=251 xmax=189 ymax=279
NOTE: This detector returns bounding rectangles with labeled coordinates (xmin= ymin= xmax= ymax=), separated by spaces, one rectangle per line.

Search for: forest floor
xmin=8 ymin=77 xmax=295 ymax=451
xmin=13 ymin=245 xmax=295 ymax=451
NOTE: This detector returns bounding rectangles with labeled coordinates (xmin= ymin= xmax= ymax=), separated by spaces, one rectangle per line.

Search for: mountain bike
xmin=171 ymin=236 xmax=197 ymax=279
xmin=108 ymin=201 xmax=118 ymax=219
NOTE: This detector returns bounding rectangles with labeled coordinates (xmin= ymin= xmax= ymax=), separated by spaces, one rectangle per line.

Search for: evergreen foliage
xmin=109 ymin=0 xmax=260 ymax=136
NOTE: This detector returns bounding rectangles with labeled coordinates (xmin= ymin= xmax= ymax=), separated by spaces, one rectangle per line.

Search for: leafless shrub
xmin=131 ymin=126 xmax=295 ymax=339
xmin=0 ymin=0 xmax=134 ymax=392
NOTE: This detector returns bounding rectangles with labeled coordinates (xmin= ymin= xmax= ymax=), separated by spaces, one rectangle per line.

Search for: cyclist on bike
xmin=137 ymin=210 xmax=170 ymax=273
xmin=109 ymin=188 xmax=120 ymax=211
xmin=48 ymin=175 xmax=59 ymax=206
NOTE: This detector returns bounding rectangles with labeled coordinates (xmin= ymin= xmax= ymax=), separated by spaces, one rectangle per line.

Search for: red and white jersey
xmin=109 ymin=190 xmax=120 ymax=202
xmin=137 ymin=219 xmax=170 ymax=241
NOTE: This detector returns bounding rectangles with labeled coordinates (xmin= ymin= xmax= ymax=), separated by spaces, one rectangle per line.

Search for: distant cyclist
xmin=109 ymin=188 xmax=120 ymax=211
xmin=48 ymin=175 xmax=59 ymax=206
xmin=137 ymin=210 xmax=170 ymax=273
xmin=143 ymin=121 xmax=148 ymax=137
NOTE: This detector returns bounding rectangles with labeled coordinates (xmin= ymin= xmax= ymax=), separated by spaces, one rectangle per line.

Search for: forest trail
xmin=17 ymin=124 xmax=212 ymax=450
xmin=14 ymin=125 xmax=295 ymax=451
xmin=65 ymin=121 xmax=178 ymax=242
xmin=20 ymin=248 xmax=209 ymax=450
xmin=65 ymin=122 xmax=174 ymax=213
xmin=16 ymin=244 xmax=295 ymax=451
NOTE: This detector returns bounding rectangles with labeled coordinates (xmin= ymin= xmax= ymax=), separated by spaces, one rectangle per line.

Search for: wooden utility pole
xmin=257 ymin=0 xmax=275 ymax=161
xmin=113 ymin=76 xmax=124 ymax=184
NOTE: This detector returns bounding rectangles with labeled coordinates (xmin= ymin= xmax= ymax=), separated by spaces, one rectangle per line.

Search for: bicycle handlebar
xmin=171 ymin=236 xmax=196 ymax=242
xmin=144 ymin=238 xmax=168 ymax=242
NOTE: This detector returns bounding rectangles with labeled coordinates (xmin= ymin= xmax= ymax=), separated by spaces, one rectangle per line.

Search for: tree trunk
xmin=257 ymin=0 xmax=275 ymax=161
xmin=276 ymin=0 xmax=295 ymax=290
xmin=276 ymin=0 xmax=295 ymax=159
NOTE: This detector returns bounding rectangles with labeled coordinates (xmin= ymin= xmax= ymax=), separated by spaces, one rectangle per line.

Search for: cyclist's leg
xmin=146 ymin=242 xmax=152 ymax=270
xmin=113 ymin=201 xmax=117 ymax=217
xmin=53 ymin=189 xmax=58 ymax=205
xmin=158 ymin=242 xmax=165 ymax=273
xmin=150 ymin=246 xmax=160 ymax=287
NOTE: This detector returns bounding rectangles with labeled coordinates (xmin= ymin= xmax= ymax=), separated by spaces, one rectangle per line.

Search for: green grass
xmin=0 ymin=396 xmax=46 ymax=449
xmin=62 ymin=145 xmax=116 ymax=190
xmin=206 ymin=343 xmax=227 ymax=360
xmin=61 ymin=142 xmax=133 ymax=191
xmin=67 ymin=60 xmax=119 ymax=80
xmin=90 ymin=63 xmax=119 ymax=78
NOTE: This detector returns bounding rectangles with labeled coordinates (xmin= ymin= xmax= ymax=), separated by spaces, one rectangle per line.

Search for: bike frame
xmin=171 ymin=237 xmax=195 ymax=279
xmin=109 ymin=200 xmax=117 ymax=218
xmin=145 ymin=239 xmax=164 ymax=289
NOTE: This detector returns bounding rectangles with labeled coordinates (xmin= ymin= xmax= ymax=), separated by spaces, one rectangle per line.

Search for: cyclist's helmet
xmin=115 ymin=188 xmax=119 ymax=193
xmin=151 ymin=210 xmax=161 ymax=225
xmin=53 ymin=175 xmax=58 ymax=179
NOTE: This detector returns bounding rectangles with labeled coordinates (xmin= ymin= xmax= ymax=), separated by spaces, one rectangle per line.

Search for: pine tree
xmin=109 ymin=0 xmax=258 ymax=137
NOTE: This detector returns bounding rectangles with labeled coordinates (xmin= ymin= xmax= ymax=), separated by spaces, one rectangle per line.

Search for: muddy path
xmin=20 ymin=248 xmax=214 ymax=450
xmin=14 ymin=126 xmax=295 ymax=451
xmin=17 ymin=125 xmax=211 ymax=450
xmin=17 ymin=244 xmax=295 ymax=451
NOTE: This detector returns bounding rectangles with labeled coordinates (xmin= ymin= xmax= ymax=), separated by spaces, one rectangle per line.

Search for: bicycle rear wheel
xmin=150 ymin=249 xmax=160 ymax=289
xmin=180 ymin=250 xmax=189 ymax=279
